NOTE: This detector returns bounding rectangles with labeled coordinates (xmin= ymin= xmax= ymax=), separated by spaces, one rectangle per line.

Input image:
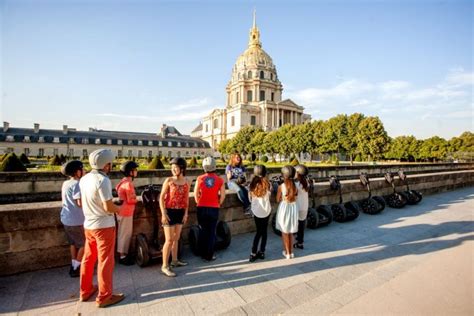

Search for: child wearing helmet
xmin=276 ymin=165 xmax=299 ymax=259
xmin=159 ymin=157 xmax=190 ymax=277
xmin=248 ymin=164 xmax=272 ymax=262
xmin=194 ymin=156 xmax=226 ymax=261
xmin=60 ymin=160 xmax=85 ymax=277
xmin=115 ymin=160 xmax=139 ymax=266
xmin=294 ymin=165 xmax=309 ymax=250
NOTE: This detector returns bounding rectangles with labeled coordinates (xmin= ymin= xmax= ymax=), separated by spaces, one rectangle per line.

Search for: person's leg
xmin=70 ymin=245 xmax=77 ymax=261
xmin=296 ymin=220 xmax=305 ymax=246
xmin=95 ymin=227 xmax=116 ymax=304
xmin=161 ymin=225 xmax=173 ymax=268
xmin=206 ymin=209 xmax=219 ymax=260
xmin=259 ymin=216 xmax=270 ymax=253
xmin=77 ymin=247 xmax=84 ymax=262
xmin=80 ymin=229 xmax=98 ymax=298
xmin=287 ymin=233 xmax=293 ymax=256
xmin=171 ymin=224 xmax=183 ymax=263
xmin=228 ymin=182 xmax=250 ymax=210
xmin=197 ymin=208 xmax=207 ymax=259
xmin=116 ymin=215 xmax=129 ymax=257
xmin=252 ymin=216 xmax=262 ymax=254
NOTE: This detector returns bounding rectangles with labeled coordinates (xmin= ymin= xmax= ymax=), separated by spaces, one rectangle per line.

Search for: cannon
xmin=397 ymin=170 xmax=422 ymax=205
xmin=357 ymin=173 xmax=385 ymax=215
xmin=188 ymin=220 xmax=232 ymax=256
xmin=383 ymin=172 xmax=408 ymax=208
xmin=327 ymin=176 xmax=360 ymax=223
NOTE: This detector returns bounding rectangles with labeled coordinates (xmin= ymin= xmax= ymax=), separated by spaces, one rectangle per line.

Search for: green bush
xmin=49 ymin=155 xmax=62 ymax=166
xmin=19 ymin=153 xmax=30 ymax=164
xmin=148 ymin=156 xmax=165 ymax=169
xmin=290 ymin=157 xmax=300 ymax=166
xmin=0 ymin=154 xmax=5 ymax=162
xmin=196 ymin=155 xmax=201 ymax=160
xmin=250 ymin=153 xmax=257 ymax=162
xmin=146 ymin=156 xmax=153 ymax=163
xmin=272 ymin=157 xmax=277 ymax=163
xmin=0 ymin=153 xmax=27 ymax=172
xmin=188 ymin=156 xmax=198 ymax=168
xmin=162 ymin=156 xmax=169 ymax=164
xmin=261 ymin=155 xmax=269 ymax=163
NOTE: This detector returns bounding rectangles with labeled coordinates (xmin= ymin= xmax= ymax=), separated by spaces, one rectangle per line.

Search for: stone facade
xmin=195 ymin=12 xmax=311 ymax=149
xmin=0 ymin=122 xmax=212 ymax=158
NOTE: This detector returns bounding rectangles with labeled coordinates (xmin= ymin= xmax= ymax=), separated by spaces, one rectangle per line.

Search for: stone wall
xmin=1 ymin=163 xmax=473 ymax=204
xmin=0 ymin=170 xmax=473 ymax=276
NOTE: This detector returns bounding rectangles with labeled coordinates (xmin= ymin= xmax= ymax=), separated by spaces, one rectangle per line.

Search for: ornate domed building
xmin=193 ymin=12 xmax=311 ymax=149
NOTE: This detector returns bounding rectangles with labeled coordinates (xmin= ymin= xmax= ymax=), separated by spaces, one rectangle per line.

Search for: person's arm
xmin=125 ymin=184 xmax=138 ymax=205
xmin=159 ymin=178 xmax=170 ymax=225
xmin=183 ymin=179 xmax=191 ymax=224
xmin=103 ymin=199 xmax=120 ymax=214
xmin=219 ymin=181 xmax=226 ymax=206
xmin=193 ymin=177 xmax=201 ymax=204
xmin=225 ymin=165 xmax=232 ymax=181
xmin=75 ymin=198 xmax=82 ymax=208
xmin=73 ymin=182 xmax=82 ymax=207
xmin=276 ymin=185 xmax=282 ymax=203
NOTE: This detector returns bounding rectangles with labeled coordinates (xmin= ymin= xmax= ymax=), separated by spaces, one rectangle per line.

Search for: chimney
xmin=63 ymin=125 xmax=68 ymax=135
xmin=34 ymin=123 xmax=40 ymax=133
xmin=3 ymin=121 xmax=9 ymax=132
xmin=160 ymin=124 xmax=167 ymax=138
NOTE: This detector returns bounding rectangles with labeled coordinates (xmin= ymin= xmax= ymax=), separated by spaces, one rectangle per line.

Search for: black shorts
xmin=164 ymin=209 xmax=185 ymax=226
xmin=63 ymin=225 xmax=85 ymax=248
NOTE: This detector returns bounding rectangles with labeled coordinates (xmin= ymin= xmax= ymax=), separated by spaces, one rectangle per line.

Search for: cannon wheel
xmin=215 ymin=221 xmax=231 ymax=250
xmin=135 ymin=234 xmax=150 ymax=267
xmin=188 ymin=225 xmax=201 ymax=256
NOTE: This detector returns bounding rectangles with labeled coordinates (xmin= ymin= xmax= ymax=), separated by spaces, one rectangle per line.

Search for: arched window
xmin=247 ymin=70 xmax=252 ymax=78
xmin=260 ymin=71 xmax=264 ymax=79
xmin=213 ymin=118 xmax=219 ymax=129
xmin=270 ymin=73 xmax=273 ymax=80
xmin=247 ymin=90 xmax=252 ymax=102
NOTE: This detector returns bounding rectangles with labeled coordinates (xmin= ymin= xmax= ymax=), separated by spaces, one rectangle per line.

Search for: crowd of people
xmin=60 ymin=149 xmax=310 ymax=308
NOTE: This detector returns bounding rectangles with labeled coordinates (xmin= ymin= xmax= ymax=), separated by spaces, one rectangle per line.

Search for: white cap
xmin=89 ymin=149 xmax=114 ymax=170
xmin=202 ymin=156 xmax=216 ymax=172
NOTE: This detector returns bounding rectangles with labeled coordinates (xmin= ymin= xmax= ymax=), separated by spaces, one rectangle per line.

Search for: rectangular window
xmin=118 ymin=150 xmax=123 ymax=158
xmin=38 ymin=148 xmax=44 ymax=157
xmin=158 ymin=151 xmax=162 ymax=156
xmin=260 ymin=90 xmax=265 ymax=101
xmin=68 ymin=148 xmax=74 ymax=157
xmin=23 ymin=136 xmax=30 ymax=142
xmin=53 ymin=137 xmax=60 ymax=143
xmin=250 ymin=115 xmax=256 ymax=126
xmin=95 ymin=138 xmax=101 ymax=145
xmin=247 ymin=90 xmax=252 ymax=102
xmin=177 ymin=151 xmax=181 ymax=157
xmin=236 ymin=92 xmax=239 ymax=103
xmin=83 ymin=149 xmax=88 ymax=157
xmin=128 ymin=150 xmax=133 ymax=157
xmin=107 ymin=139 xmax=112 ymax=145
xmin=271 ymin=92 xmax=274 ymax=101
xmin=231 ymin=116 xmax=235 ymax=127
xmin=148 ymin=150 xmax=153 ymax=157
xmin=38 ymin=136 xmax=45 ymax=143
xmin=138 ymin=140 xmax=143 ymax=146
xmin=117 ymin=139 xmax=123 ymax=145
xmin=168 ymin=151 xmax=172 ymax=157
xmin=53 ymin=148 xmax=59 ymax=156
xmin=24 ymin=148 xmax=30 ymax=155
xmin=138 ymin=150 xmax=142 ymax=158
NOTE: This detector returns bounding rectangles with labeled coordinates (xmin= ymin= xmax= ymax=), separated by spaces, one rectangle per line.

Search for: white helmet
xmin=202 ymin=156 xmax=216 ymax=173
xmin=89 ymin=149 xmax=114 ymax=170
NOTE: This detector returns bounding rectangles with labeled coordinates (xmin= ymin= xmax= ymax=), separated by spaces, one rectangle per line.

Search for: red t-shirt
xmin=165 ymin=181 xmax=189 ymax=210
xmin=115 ymin=177 xmax=137 ymax=217
xmin=196 ymin=173 xmax=224 ymax=208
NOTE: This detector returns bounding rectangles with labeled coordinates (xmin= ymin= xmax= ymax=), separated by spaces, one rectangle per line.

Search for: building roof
xmin=191 ymin=123 xmax=203 ymax=133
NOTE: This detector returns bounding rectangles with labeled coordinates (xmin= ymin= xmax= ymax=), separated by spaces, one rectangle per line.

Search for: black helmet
xmin=253 ymin=164 xmax=267 ymax=177
xmin=281 ymin=165 xmax=296 ymax=179
xmin=120 ymin=160 xmax=139 ymax=176
xmin=170 ymin=157 xmax=187 ymax=175
xmin=61 ymin=160 xmax=84 ymax=177
xmin=295 ymin=164 xmax=309 ymax=177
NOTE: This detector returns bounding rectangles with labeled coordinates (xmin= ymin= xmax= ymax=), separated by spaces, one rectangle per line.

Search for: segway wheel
xmin=359 ymin=198 xmax=384 ymax=215
xmin=331 ymin=204 xmax=347 ymax=223
xmin=306 ymin=208 xmax=319 ymax=229
xmin=343 ymin=201 xmax=360 ymax=221
xmin=188 ymin=225 xmax=201 ymax=256
xmin=316 ymin=205 xmax=333 ymax=227
xmin=135 ymin=234 xmax=150 ymax=267
xmin=372 ymin=196 xmax=386 ymax=212
xmin=403 ymin=190 xmax=422 ymax=205
xmin=271 ymin=213 xmax=282 ymax=236
xmin=384 ymin=193 xmax=407 ymax=209
xmin=215 ymin=221 xmax=231 ymax=250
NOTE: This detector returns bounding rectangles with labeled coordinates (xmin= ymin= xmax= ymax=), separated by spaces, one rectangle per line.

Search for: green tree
xmin=344 ymin=113 xmax=366 ymax=164
xmin=229 ymin=126 xmax=263 ymax=155
xmin=217 ymin=139 xmax=232 ymax=157
xmin=448 ymin=131 xmax=474 ymax=161
xmin=148 ymin=156 xmax=165 ymax=169
xmin=262 ymin=131 xmax=279 ymax=162
xmin=188 ymin=156 xmax=198 ymax=168
xmin=419 ymin=136 xmax=448 ymax=161
xmin=248 ymin=130 xmax=267 ymax=159
xmin=0 ymin=153 xmax=27 ymax=171
xmin=356 ymin=116 xmax=389 ymax=161
xmin=386 ymin=135 xmax=419 ymax=161
xmin=19 ymin=153 xmax=30 ymax=164
xmin=49 ymin=155 xmax=62 ymax=166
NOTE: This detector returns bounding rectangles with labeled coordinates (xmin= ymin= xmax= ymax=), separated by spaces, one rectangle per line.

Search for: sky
xmin=0 ymin=0 xmax=472 ymax=140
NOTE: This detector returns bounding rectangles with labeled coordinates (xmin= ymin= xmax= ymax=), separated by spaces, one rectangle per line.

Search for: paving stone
xmin=282 ymin=293 xmax=343 ymax=315
xmin=324 ymin=281 xmax=367 ymax=306
xmin=305 ymin=271 xmax=345 ymax=296
xmin=139 ymin=295 xmax=193 ymax=316
xmin=349 ymin=271 xmax=388 ymax=292
xmin=0 ymin=272 xmax=32 ymax=296
xmin=242 ymin=292 xmax=291 ymax=315
xmin=276 ymin=282 xmax=318 ymax=308
xmin=218 ymin=306 xmax=248 ymax=316
xmin=0 ymin=294 xmax=25 ymax=315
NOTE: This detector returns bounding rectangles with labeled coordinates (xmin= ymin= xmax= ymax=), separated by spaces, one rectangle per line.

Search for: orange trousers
xmin=80 ymin=227 xmax=116 ymax=304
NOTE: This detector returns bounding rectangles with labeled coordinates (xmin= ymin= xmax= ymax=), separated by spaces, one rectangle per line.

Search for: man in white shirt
xmin=79 ymin=149 xmax=125 ymax=308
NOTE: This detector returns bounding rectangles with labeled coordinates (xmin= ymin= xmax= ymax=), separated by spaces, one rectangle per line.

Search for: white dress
xmin=276 ymin=183 xmax=299 ymax=233
xmin=296 ymin=181 xmax=309 ymax=221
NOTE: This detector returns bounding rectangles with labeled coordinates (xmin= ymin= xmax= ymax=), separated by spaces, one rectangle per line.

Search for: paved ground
xmin=1 ymin=187 xmax=473 ymax=315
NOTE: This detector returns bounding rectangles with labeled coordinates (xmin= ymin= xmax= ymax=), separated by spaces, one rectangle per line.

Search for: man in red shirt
xmin=193 ymin=157 xmax=226 ymax=261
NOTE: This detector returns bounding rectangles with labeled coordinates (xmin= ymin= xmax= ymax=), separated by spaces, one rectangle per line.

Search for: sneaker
xmin=203 ymin=254 xmax=217 ymax=262
xmin=69 ymin=265 xmax=80 ymax=278
xmin=96 ymin=293 xmax=125 ymax=308
xmin=290 ymin=252 xmax=295 ymax=259
xmin=257 ymin=251 xmax=265 ymax=260
xmin=293 ymin=243 xmax=304 ymax=250
xmin=119 ymin=256 xmax=134 ymax=266
xmin=282 ymin=251 xmax=291 ymax=260
xmin=249 ymin=253 xmax=257 ymax=262
xmin=170 ymin=260 xmax=188 ymax=268
xmin=80 ymin=285 xmax=98 ymax=302
xmin=161 ymin=266 xmax=176 ymax=277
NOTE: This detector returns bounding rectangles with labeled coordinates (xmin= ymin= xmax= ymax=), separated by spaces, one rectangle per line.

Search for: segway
xmin=397 ymin=170 xmax=422 ymax=205
xmin=327 ymin=176 xmax=360 ymax=223
xmin=188 ymin=219 xmax=232 ymax=256
xmin=383 ymin=172 xmax=408 ymax=208
xmin=135 ymin=184 xmax=162 ymax=267
xmin=306 ymin=175 xmax=333 ymax=229
xmin=357 ymin=173 xmax=385 ymax=215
